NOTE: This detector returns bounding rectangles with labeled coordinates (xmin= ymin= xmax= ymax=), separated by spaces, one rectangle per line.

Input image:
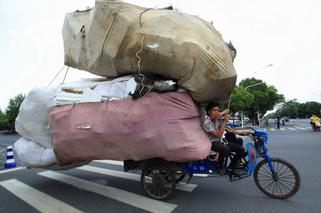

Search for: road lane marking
xmin=296 ymin=127 xmax=306 ymax=130
xmin=39 ymin=171 xmax=177 ymax=213
xmin=94 ymin=160 xmax=123 ymax=166
xmin=0 ymin=179 xmax=83 ymax=213
xmin=193 ymin=174 xmax=209 ymax=177
xmin=270 ymin=128 xmax=275 ymax=131
xmin=287 ymin=127 xmax=296 ymax=130
xmin=78 ymin=165 xmax=197 ymax=192
xmin=280 ymin=128 xmax=285 ymax=131
xmin=0 ymin=167 xmax=25 ymax=174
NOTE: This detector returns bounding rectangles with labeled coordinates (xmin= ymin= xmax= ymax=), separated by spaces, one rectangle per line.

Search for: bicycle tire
xmin=254 ymin=157 xmax=300 ymax=199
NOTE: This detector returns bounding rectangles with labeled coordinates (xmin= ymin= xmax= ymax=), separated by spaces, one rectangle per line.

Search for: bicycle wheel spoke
xmin=259 ymin=179 xmax=273 ymax=187
xmin=278 ymin=180 xmax=292 ymax=193
xmin=159 ymin=187 xmax=165 ymax=196
xmin=258 ymin=177 xmax=272 ymax=180
xmin=278 ymin=178 xmax=295 ymax=186
xmin=260 ymin=165 xmax=272 ymax=176
xmin=149 ymin=183 xmax=157 ymax=195
xmin=276 ymin=181 xmax=284 ymax=195
xmin=272 ymin=181 xmax=279 ymax=195
xmin=279 ymin=172 xmax=294 ymax=179
xmin=261 ymin=179 xmax=275 ymax=192
xmin=258 ymin=171 xmax=272 ymax=178
xmin=262 ymin=164 xmax=272 ymax=176
xmin=278 ymin=166 xmax=290 ymax=177
xmin=277 ymin=163 xmax=287 ymax=173
xmin=155 ymin=185 xmax=161 ymax=196
xmin=273 ymin=161 xmax=278 ymax=173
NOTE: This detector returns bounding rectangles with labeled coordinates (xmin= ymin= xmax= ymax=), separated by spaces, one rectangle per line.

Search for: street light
xmin=253 ymin=63 xmax=274 ymax=74
xmin=241 ymin=81 xmax=266 ymax=127
xmin=245 ymin=82 xmax=265 ymax=90
xmin=240 ymin=63 xmax=274 ymax=127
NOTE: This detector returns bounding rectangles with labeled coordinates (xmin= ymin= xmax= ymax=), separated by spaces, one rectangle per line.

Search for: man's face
xmin=209 ymin=106 xmax=220 ymax=120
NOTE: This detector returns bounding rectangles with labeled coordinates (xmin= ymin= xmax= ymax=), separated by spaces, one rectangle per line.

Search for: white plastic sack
xmin=15 ymin=86 xmax=57 ymax=148
xmin=14 ymin=137 xmax=57 ymax=167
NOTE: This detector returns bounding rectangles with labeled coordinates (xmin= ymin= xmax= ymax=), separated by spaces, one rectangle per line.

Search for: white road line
xmin=280 ymin=128 xmax=286 ymax=131
xmin=94 ymin=160 xmax=123 ymax=166
xmin=193 ymin=174 xmax=209 ymax=177
xmin=296 ymin=127 xmax=306 ymax=130
xmin=270 ymin=128 xmax=275 ymax=131
xmin=39 ymin=171 xmax=177 ymax=213
xmin=0 ymin=179 xmax=83 ymax=213
xmin=0 ymin=167 xmax=24 ymax=174
xmin=78 ymin=165 xmax=197 ymax=192
xmin=287 ymin=127 xmax=296 ymax=130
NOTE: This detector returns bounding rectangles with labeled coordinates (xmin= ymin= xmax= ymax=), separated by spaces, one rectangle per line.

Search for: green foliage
xmin=229 ymin=86 xmax=254 ymax=114
xmin=276 ymin=100 xmax=321 ymax=118
xmin=233 ymin=78 xmax=284 ymax=123
xmin=276 ymin=100 xmax=299 ymax=118
xmin=4 ymin=94 xmax=25 ymax=129
xmin=0 ymin=109 xmax=8 ymax=130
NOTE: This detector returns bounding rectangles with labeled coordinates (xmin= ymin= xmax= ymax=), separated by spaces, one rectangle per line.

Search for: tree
xmin=0 ymin=109 xmax=8 ymax=130
xmin=5 ymin=94 xmax=25 ymax=130
xmin=229 ymin=86 xmax=254 ymax=114
xmin=229 ymin=86 xmax=254 ymax=125
xmin=296 ymin=102 xmax=321 ymax=118
xmin=276 ymin=100 xmax=299 ymax=118
xmin=304 ymin=101 xmax=321 ymax=117
xmin=238 ymin=78 xmax=284 ymax=124
xmin=276 ymin=101 xmax=321 ymax=118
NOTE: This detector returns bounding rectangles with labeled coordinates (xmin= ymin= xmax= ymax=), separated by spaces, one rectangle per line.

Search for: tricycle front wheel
xmin=254 ymin=157 xmax=300 ymax=199
xmin=141 ymin=164 xmax=176 ymax=200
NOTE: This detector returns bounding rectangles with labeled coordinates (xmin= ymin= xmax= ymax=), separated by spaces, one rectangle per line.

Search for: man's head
xmin=206 ymin=102 xmax=221 ymax=119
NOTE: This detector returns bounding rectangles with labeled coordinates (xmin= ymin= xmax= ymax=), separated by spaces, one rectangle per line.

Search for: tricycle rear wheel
xmin=254 ymin=157 xmax=300 ymax=199
xmin=141 ymin=164 xmax=176 ymax=200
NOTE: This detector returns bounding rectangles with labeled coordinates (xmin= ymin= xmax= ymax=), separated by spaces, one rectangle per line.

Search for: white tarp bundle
xmin=14 ymin=138 xmax=57 ymax=167
xmin=14 ymin=76 xmax=138 ymax=167
xmin=15 ymin=86 xmax=57 ymax=148
xmin=56 ymin=75 xmax=136 ymax=104
xmin=62 ymin=0 xmax=237 ymax=102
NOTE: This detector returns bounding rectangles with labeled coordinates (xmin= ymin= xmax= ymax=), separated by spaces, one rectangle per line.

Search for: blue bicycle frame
xmin=252 ymin=128 xmax=276 ymax=174
xmin=184 ymin=127 xmax=276 ymax=175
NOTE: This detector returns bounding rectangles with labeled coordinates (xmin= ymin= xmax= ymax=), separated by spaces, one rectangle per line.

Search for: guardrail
xmin=0 ymin=130 xmax=17 ymax=135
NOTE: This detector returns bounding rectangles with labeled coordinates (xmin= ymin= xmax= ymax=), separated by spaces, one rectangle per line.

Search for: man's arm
xmin=225 ymin=126 xmax=250 ymax=136
xmin=209 ymin=116 xmax=228 ymax=138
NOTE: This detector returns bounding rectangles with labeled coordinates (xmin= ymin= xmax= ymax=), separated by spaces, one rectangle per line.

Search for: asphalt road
xmin=0 ymin=120 xmax=320 ymax=213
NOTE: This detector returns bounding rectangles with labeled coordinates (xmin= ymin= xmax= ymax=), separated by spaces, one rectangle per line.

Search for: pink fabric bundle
xmin=48 ymin=92 xmax=211 ymax=165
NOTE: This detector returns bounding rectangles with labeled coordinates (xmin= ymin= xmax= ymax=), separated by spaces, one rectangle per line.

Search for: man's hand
xmin=220 ymin=109 xmax=229 ymax=117
xmin=240 ymin=130 xmax=250 ymax=136
xmin=222 ymin=115 xmax=229 ymax=123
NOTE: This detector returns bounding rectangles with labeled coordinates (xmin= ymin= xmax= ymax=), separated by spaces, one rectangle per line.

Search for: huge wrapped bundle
xmin=63 ymin=0 xmax=237 ymax=102
xmin=49 ymin=92 xmax=211 ymax=165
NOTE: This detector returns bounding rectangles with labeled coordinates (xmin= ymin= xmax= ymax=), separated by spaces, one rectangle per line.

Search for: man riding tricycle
xmin=124 ymin=125 xmax=300 ymax=200
xmin=124 ymin=102 xmax=300 ymax=200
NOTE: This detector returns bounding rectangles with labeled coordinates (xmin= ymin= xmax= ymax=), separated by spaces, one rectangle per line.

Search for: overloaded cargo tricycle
xmin=124 ymin=127 xmax=300 ymax=200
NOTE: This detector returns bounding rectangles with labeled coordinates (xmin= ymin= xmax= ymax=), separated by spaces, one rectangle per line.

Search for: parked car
xmin=227 ymin=119 xmax=241 ymax=127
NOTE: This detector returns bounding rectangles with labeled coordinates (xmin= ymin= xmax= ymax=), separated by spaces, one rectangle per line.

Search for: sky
xmin=1 ymin=0 xmax=321 ymax=110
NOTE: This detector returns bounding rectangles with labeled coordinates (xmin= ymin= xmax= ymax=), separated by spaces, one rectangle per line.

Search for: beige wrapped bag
xmin=63 ymin=0 xmax=236 ymax=102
